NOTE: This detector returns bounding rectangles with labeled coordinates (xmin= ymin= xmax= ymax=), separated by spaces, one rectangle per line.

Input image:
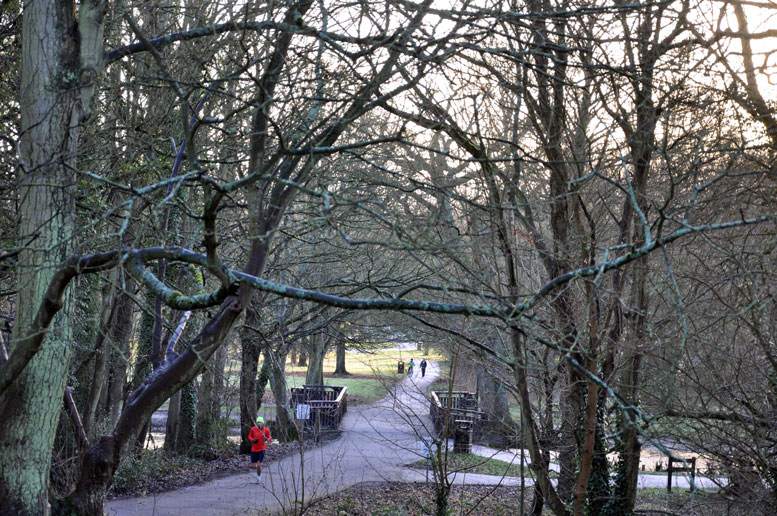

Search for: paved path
xmin=106 ymin=360 xmax=724 ymax=516
xmin=465 ymin=445 xmax=726 ymax=490
xmin=107 ymin=362 xmax=449 ymax=516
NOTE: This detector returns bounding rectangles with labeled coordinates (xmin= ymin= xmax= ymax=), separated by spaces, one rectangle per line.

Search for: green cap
xmin=256 ymin=416 xmax=264 ymax=424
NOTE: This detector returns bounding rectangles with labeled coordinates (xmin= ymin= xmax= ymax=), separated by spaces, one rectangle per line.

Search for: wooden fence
xmin=289 ymin=384 xmax=348 ymax=431
xmin=429 ymin=391 xmax=487 ymax=437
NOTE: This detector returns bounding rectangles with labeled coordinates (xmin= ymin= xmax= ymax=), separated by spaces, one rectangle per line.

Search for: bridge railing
xmin=290 ymin=384 xmax=348 ymax=430
xmin=429 ymin=391 xmax=487 ymax=437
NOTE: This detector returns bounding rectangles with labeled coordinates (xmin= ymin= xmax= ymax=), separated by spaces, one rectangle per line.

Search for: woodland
xmin=0 ymin=0 xmax=776 ymax=515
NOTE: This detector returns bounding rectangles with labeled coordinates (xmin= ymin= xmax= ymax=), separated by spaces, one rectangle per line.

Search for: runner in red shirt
xmin=248 ymin=416 xmax=272 ymax=482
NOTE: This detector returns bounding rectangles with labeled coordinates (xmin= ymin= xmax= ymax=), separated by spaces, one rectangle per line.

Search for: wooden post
xmin=667 ymin=457 xmax=697 ymax=492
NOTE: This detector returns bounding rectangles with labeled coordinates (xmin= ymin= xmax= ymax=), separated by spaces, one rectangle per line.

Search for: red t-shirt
xmin=248 ymin=425 xmax=271 ymax=452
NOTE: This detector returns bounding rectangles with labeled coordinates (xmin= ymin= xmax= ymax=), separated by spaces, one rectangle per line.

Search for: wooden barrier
xmin=667 ymin=456 xmax=696 ymax=492
xmin=290 ymin=384 xmax=348 ymax=430
xmin=429 ymin=391 xmax=486 ymax=444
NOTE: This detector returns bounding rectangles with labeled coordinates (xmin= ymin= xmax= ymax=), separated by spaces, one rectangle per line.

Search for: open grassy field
xmin=234 ymin=346 xmax=449 ymax=405
xmin=286 ymin=346 xmax=445 ymax=378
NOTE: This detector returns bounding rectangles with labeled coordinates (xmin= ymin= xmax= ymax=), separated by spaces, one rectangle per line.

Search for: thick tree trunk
xmin=196 ymin=354 xmax=219 ymax=446
xmin=104 ymin=281 xmax=136 ymax=428
xmin=212 ymin=337 xmax=229 ymax=418
xmin=257 ymin=350 xmax=271 ymax=411
xmin=334 ymin=339 xmax=348 ymax=375
xmin=174 ymin=383 xmax=196 ymax=453
xmin=268 ymin=348 xmax=295 ymax=441
xmin=558 ymin=363 xmax=585 ymax=503
xmin=82 ymin=280 xmax=116 ymax=439
xmin=164 ymin=391 xmax=182 ymax=453
xmin=67 ymin=435 xmax=121 ymax=516
xmin=239 ymin=309 xmax=261 ymax=453
xmin=127 ymin=297 xmax=154 ymax=456
xmin=305 ymin=331 xmax=326 ymax=385
xmin=0 ymin=0 xmax=100 ymax=512
xmin=476 ymin=358 xmax=514 ymax=445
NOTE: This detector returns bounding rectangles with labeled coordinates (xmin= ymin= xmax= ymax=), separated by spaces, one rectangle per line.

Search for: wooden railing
xmin=429 ymin=391 xmax=486 ymax=436
xmin=289 ymin=384 xmax=348 ymax=430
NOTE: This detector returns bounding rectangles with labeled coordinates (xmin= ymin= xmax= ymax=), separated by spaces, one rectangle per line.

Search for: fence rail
xmin=429 ymin=391 xmax=487 ymax=437
xmin=289 ymin=384 xmax=348 ymax=430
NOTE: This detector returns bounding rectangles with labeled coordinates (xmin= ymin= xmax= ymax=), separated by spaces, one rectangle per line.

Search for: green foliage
xmin=111 ymin=450 xmax=199 ymax=495
xmin=599 ymin=442 xmax=631 ymax=516
xmin=334 ymin=493 xmax=354 ymax=512
xmin=50 ymin=496 xmax=82 ymax=516
xmin=587 ymin=412 xmax=611 ymax=516
xmin=434 ymin=483 xmax=450 ymax=516
xmin=176 ymin=383 xmax=197 ymax=452
xmin=411 ymin=453 xmax=528 ymax=478
xmin=189 ymin=419 xmax=237 ymax=459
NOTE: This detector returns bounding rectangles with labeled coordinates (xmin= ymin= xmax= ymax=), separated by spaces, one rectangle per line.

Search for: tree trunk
xmin=305 ymin=331 xmax=326 ymax=385
xmin=257 ymin=351 xmax=271 ymax=412
xmin=334 ymin=339 xmax=348 ymax=375
xmin=127 ymin=295 xmax=154 ymax=456
xmin=174 ymin=382 xmax=196 ymax=454
xmin=0 ymin=0 xmax=101 ymax=512
xmin=164 ymin=390 xmax=182 ymax=453
xmin=212 ymin=336 xmax=229 ymax=419
xmin=558 ymin=363 xmax=586 ymax=503
xmin=82 ymin=279 xmax=116 ymax=440
xmin=268 ymin=348 xmax=295 ymax=442
xmin=476 ymin=357 xmax=514 ymax=446
xmin=510 ymin=329 xmax=569 ymax=516
xmin=195 ymin=354 xmax=219 ymax=447
xmin=239 ymin=309 xmax=261 ymax=453
xmin=104 ymin=280 xmax=136 ymax=428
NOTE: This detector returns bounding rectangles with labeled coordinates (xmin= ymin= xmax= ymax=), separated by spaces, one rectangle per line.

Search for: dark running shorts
xmin=250 ymin=450 xmax=266 ymax=464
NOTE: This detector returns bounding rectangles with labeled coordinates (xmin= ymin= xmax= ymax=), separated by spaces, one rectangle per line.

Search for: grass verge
xmin=409 ymin=453 xmax=529 ymax=478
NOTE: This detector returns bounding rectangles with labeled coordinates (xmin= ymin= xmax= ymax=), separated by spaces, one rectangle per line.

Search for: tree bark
xmin=164 ymin=390 xmax=182 ymax=453
xmin=104 ymin=279 xmax=137 ymax=429
xmin=0 ymin=0 xmax=104 ymax=512
xmin=268 ymin=347 xmax=295 ymax=442
xmin=334 ymin=339 xmax=348 ymax=375
xmin=305 ymin=330 xmax=326 ymax=386
xmin=82 ymin=279 xmax=116 ymax=440
xmin=195 ymin=351 xmax=219 ymax=447
xmin=476 ymin=357 xmax=514 ymax=445
xmin=173 ymin=383 xmax=196 ymax=454
xmin=239 ymin=308 xmax=261 ymax=453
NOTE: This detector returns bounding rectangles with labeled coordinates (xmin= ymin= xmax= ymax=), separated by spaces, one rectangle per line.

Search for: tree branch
xmin=63 ymin=386 xmax=90 ymax=452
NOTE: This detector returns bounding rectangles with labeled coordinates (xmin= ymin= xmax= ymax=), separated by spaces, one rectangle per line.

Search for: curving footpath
xmin=106 ymin=360 xmax=721 ymax=516
xmin=107 ymin=361 xmax=447 ymax=516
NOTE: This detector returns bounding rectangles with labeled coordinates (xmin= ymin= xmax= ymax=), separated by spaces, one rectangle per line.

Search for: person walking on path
xmin=420 ymin=359 xmax=427 ymax=377
xmin=248 ymin=416 xmax=272 ymax=482
xmin=407 ymin=358 xmax=415 ymax=375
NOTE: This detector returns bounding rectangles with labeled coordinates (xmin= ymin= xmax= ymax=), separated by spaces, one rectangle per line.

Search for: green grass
xmin=286 ymin=348 xmax=445 ymax=378
xmin=286 ymin=375 xmax=392 ymax=405
xmin=410 ymin=453 xmax=533 ymax=478
xmin=283 ymin=348 xmax=446 ymax=404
